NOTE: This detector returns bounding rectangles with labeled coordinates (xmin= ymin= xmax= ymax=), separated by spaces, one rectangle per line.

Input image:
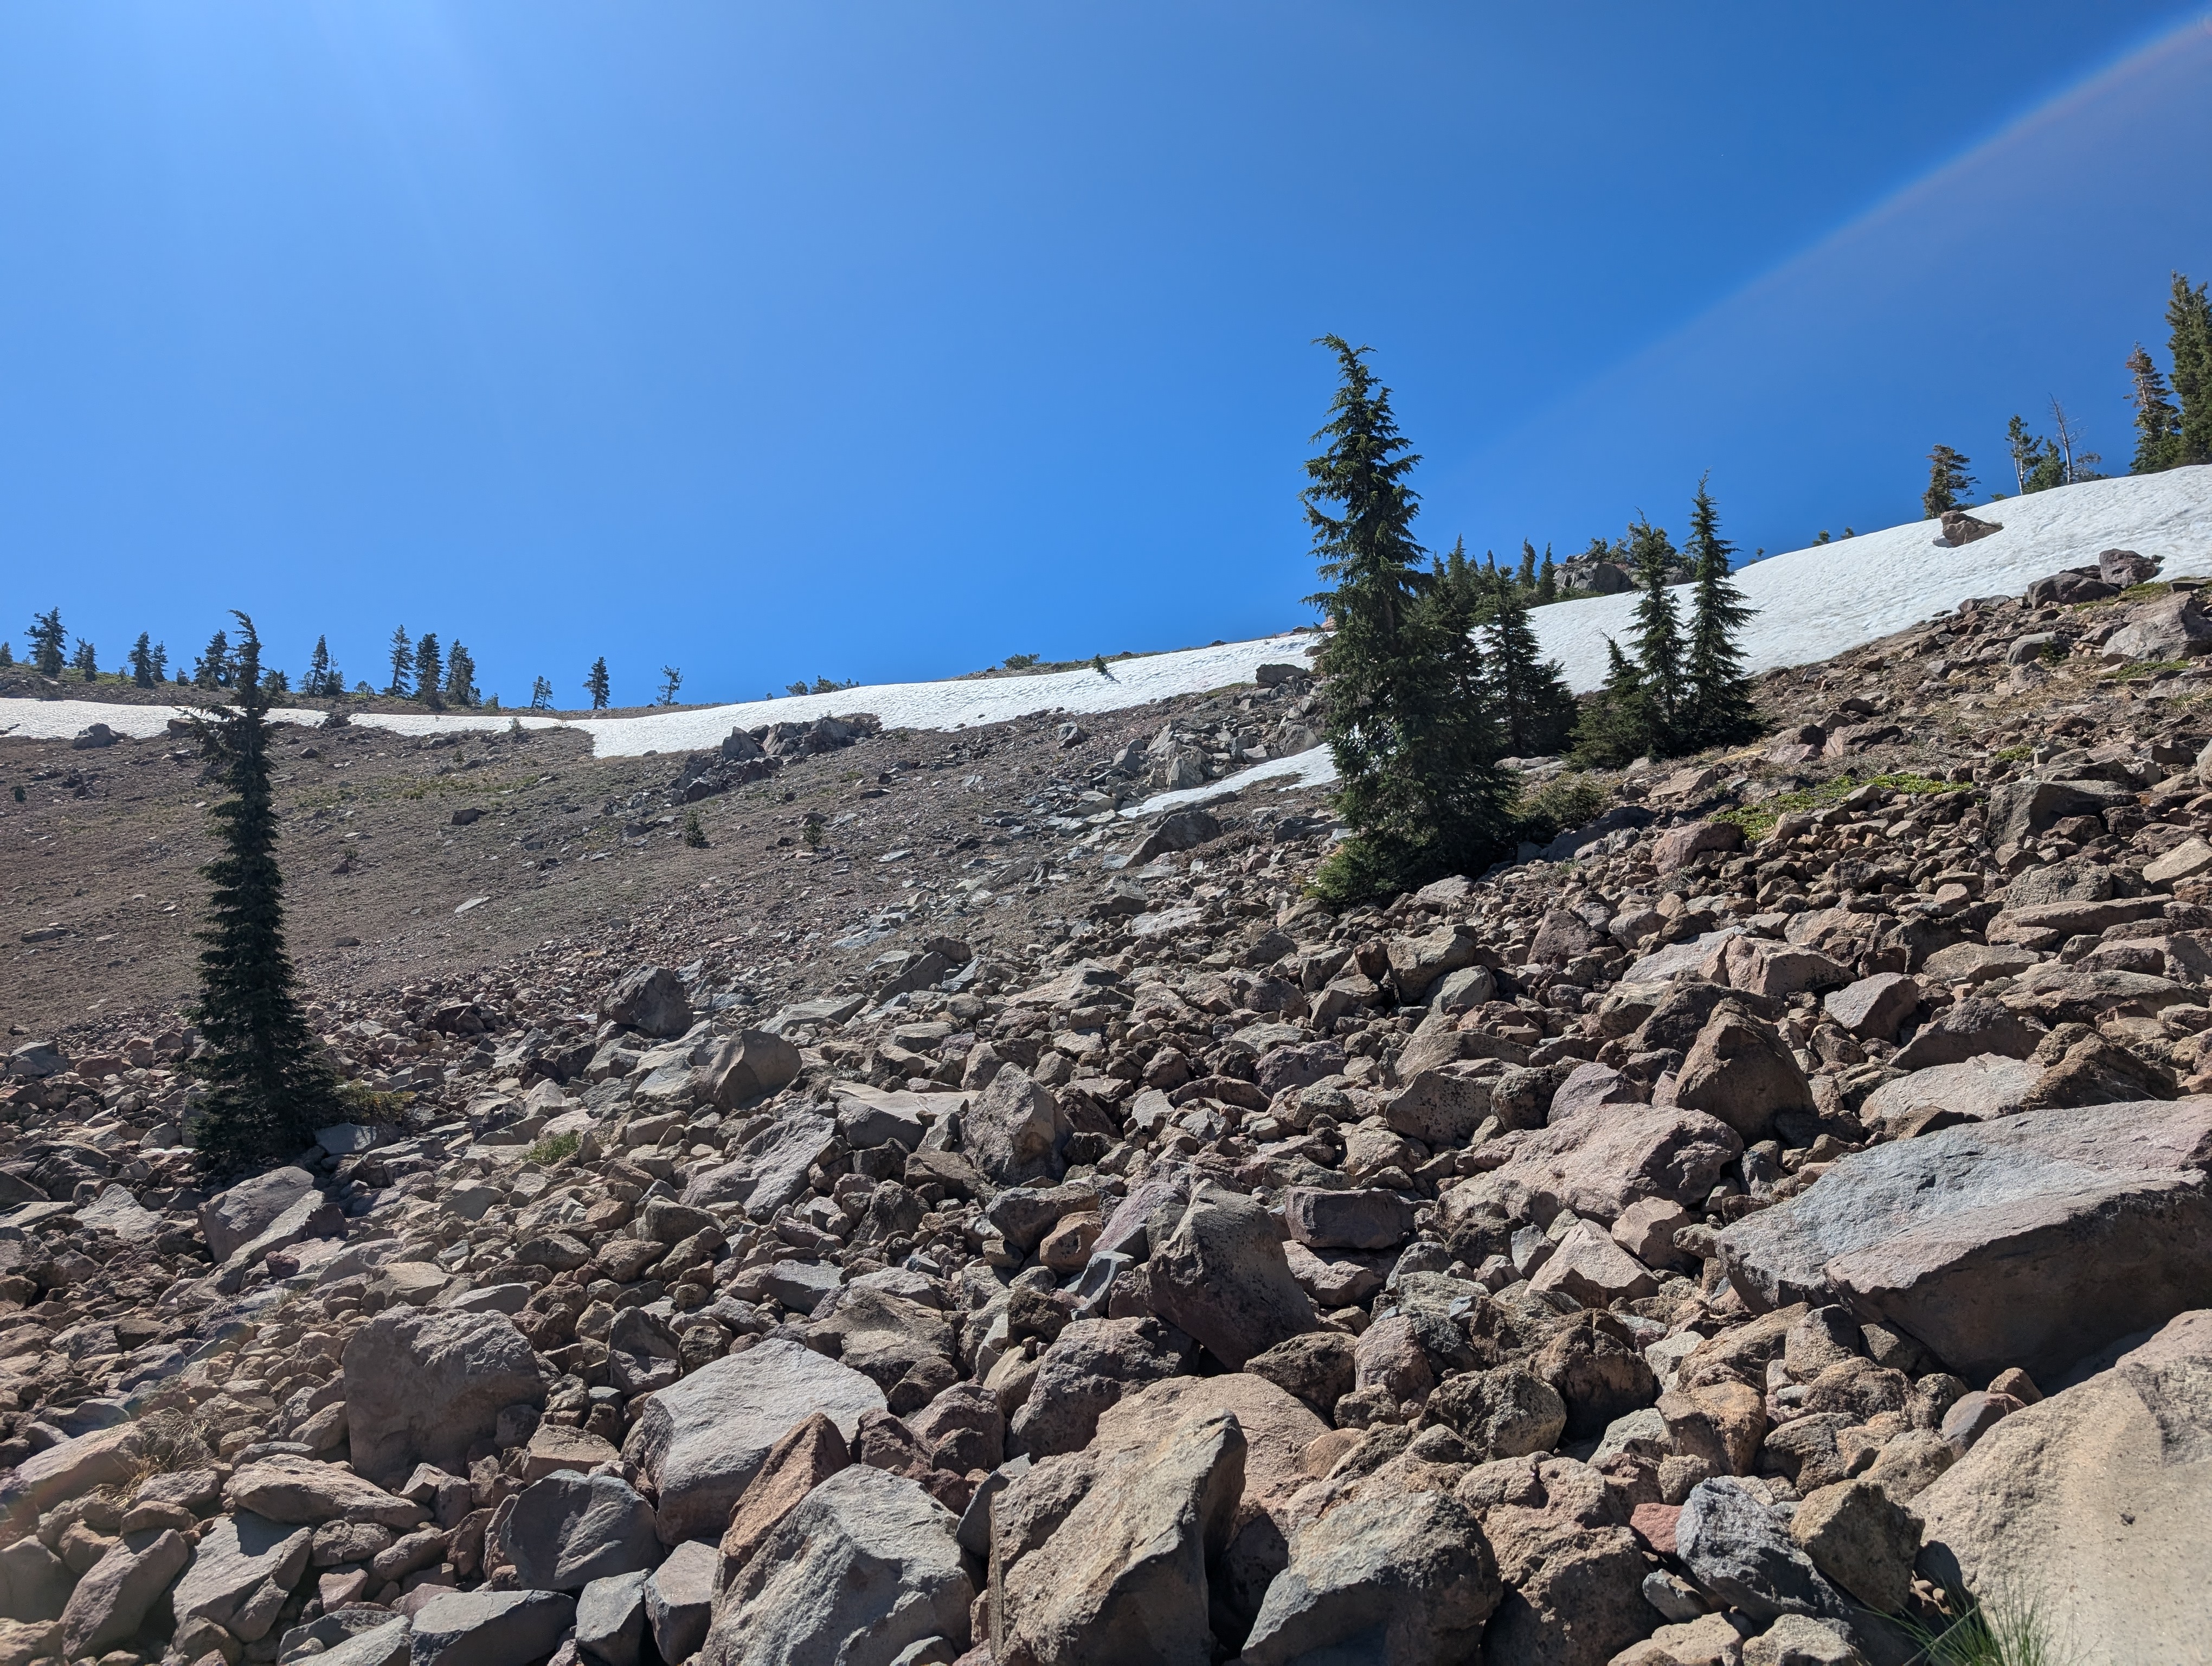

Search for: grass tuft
xmin=525 ymin=1130 xmax=581 ymax=1166
xmin=1711 ymin=770 xmax=1956 ymax=842
xmin=1901 ymin=1591 xmax=2074 ymax=1666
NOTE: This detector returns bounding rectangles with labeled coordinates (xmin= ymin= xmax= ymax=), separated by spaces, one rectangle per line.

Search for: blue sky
xmin=2 ymin=3 xmax=2208 ymax=707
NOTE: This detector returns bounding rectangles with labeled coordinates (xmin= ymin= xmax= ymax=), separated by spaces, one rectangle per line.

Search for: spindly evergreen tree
xmin=1516 ymin=540 xmax=1538 ymax=592
xmin=305 ymin=636 xmax=337 ymax=697
xmin=1303 ymin=336 xmax=1507 ymax=901
xmin=413 ymin=633 xmax=444 ymax=707
xmin=128 ymin=633 xmax=159 ymax=688
xmin=1923 ymin=445 xmax=1975 ymax=518
xmin=1536 ymin=544 xmax=1557 ymax=605
xmin=27 ymin=609 xmax=65 ymax=677
xmin=2167 ymin=272 xmax=2212 ymax=466
xmin=657 ymin=665 xmax=684 ymax=707
xmin=529 ymin=675 xmax=555 ymax=710
xmin=584 ymin=657 xmax=612 ymax=710
xmin=443 ymin=642 xmax=479 ymax=707
xmin=70 ymin=639 xmax=97 ymax=681
xmin=386 ymin=627 xmax=413 ymax=696
xmin=2005 ymin=415 xmax=2062 ymax=494
xmin=1484 ymin=563 xmax=1575 ymax=757
xmin=2126 ymin=344 xmax=2185 ymax=473
xmin=185 ymin=612 xmax=342 ymax=1167
xmin=195 ymin=630 xmax=234 ymax=689
xmin=1627 ymin=516 xmax=1683 ymax=742
xmin=1570 ymin=638 xmax=1656 ymax=768
xmin=1681 ymin=475 xmax=1758 ymax=748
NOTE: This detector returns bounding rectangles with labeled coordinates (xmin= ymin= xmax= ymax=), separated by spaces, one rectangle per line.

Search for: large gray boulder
xmin=56 ymin=1529 xmax=189 ymax=1659
xmin=995 ymin=1408 xmax=1244 ymax=1666
xmin=1718 ymin=1099 xmax=2212 ymax=1382
xmin=622 ymin=1336 xmax=884 ymax=1545
xmin=682 ymin=1111 xmax=837 ymax=1216
xmin=962 ymin=1066 xmax=1071 ymax=1186
xmin=1148 ymin=1183 xmax=1318 ymax=1370
xmin=1914 ymin=1309 xmax=2212 ymax=1666
xmin=1676 ymin=1480 xmax=1905 ymax=1665
xmin=1449 ymin=1103 xmax=1744 ymax=1229
xmin=409 ymin=1590 xmax=576 ymax=1666
xmin=200 ymin=1167 xmax=319 ymax=1262
xmin=704 ymin=1030 xmax=803 ymax=1108
xmin=702 ymin=1466 xmax=971 ymax=1666
xmin=600 ymin=964 xmax=693 ymax=1038
xmin=498 ymin=1472 xmax=661 ymax=1592
xmin=1240 ymin=1486 xmax=1499 ymax=1666
xmin=171 ymin=1514 xmax=313 ymax=1635
xmin=344 ymin=1309 xmax=553 ymax=1486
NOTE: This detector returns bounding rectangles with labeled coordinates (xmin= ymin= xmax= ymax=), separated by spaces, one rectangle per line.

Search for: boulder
xmin=644 ymin=1539 xmax=717 ymax=1663
xmin=56 ymin=1529 xmax=189 ymax=1659
xmin=703 ymin=1467 xmax=971 ymax=1666
xmin=1654 ymin=820 xmax=1742 ymax=875
xmin=201 ymin=1166 xmax=320 ymax=1263
xmin=995 ymin=1408 xmax=1244 ymax=1666
xmin=1430 ymin=1368 xmax=1567 ymax=1460
xmin=962 ymin=1067 xmax=1071 ymax=1186
xmin=1913 ymin=1309 xmax=2212 ymax=1666
xmin=2103 ymin=589 xmax=2212 ymax=661
xmin=1717 ymin=1099 xmax=2212 ymax=1382
xmin=717 ymin=1412 xmax=850 ymax=1590
xmin=1787 ymin=1479 xmax=1919 ymax=1615
xmin=1481 ymin=1513 xmax=1656 ymax=1666
xmin=0 ymin=1423 xmax=144 ymax=1535
xmin=1244 ymin=1332 xmax=1359 ymax=1419
xmin=1451 ymin=1103 xmax=1744 ymax=1228
xmin=1387 ymin=923 xmax=1481 ymax=1002
xmin=1148 ymin=1184 xmax=1318 ymax=1370
xmin=1008 ymin=1317 xmax=1188 ymax=1459
xmin=576 ymin=1571 xmax=650 ymax=1666
xmin=805 ymin=1286 xmax=955 ymax=1394
xmin=1240 ymin=1486 xmax=1500 ymax=1666
xmin=1858 ymin=1055 xmax=2040 ymax=1132
xmin=1674 ymin=1480 xmax=1865 ymax=1635
xmin=498 ymin=1472 xmax=661 ymax=1592
xmin=1741 ymin=1617 xmax=1869 ymax=1666
xmin=227 ymin=1456 xmax=423 ymax=1527
xmin=1672 ymin=1001 xmax=1814 ymax=1143
xmin=1529 ymin=1220 xmax=1658 ymax=1308
xmin=408 ymin=1589 xmax=577 ymax=1666
xmin=1283 ymin=1187 xmax=1415 ymax=1252
xmin=622 ymin=1336 xmax=885 ymax=1544
xmin=682 ymin=1110 xmax=837 ymax=1216
xmin=599 ymin=964 xmax=693 ymax=1038
xmin=1822 ymin=976 xmax=1919 ymax=1044
xmin=703 ymin=1030 xmax=803 ymax=1108
xmin=344 ymin=1309 xmax=553 ymax=1486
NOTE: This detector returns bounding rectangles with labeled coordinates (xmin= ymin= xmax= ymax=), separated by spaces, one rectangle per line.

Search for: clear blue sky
xmin=3 ymin=3 xmax=2209 ymax=707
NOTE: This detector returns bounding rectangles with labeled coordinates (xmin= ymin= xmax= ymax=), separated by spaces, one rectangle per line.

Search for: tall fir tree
xmin=185 ymin=613 xmax=342 ymax=1167
xmin=26 ymin=608 xmax=65 ymax=677
xmin=584 ymin=657 xmax=612 ymax=710
xmin=529 ymin=675 xmax=555 ymax=710
xmin=1923 ymin=446 xmax=1974 ymax=518
xmin=1570 ymin=638 xmax=1657 ymax=769
xmin=1516 ymin=540 xmax=1538 ymax=592
xmin=1627 ymin=516 xmax=1683 ymax=743
xmin=2126 ymin=343 xmax=2185 ymax=473
xmin=412 ymin=633 xmax=444 ymax=707
xmin=1536 ymin=543 xmax=1557 ymax=604
xmin=128 ymin=633 xmax=159 ymax=688
xmin=1681 ymin=475 xmax=1758 ymax=748
xmin=71 ymin=639 xmax=97 ymax=681
xmin=386 ymin=627 xmax=413 ymax=696
xmin=1483 ymin=562 xmax=1576 ymax=757
xmin=1302 ymin=336 xmax=1507 ymax=901
xmin=444 ymin=642 xmax=479 ymax=707
xmin=2167 ymin=272 xmax=2212 ymax=465
xmin=305 ymin=636 xmax=335 ymax=697
xmin=195 ymin=629 xmax=233 ymax=689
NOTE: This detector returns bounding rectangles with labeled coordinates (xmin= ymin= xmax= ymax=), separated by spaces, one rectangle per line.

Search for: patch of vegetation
xmin=681 ymin=808 xmax=709 ymax=848
xmin=335 ymin=1080 xmax=415 ymax=1123
xmin=2109 ymin=657 xmax=2193 ymax=682
xmin=1712 ymin=770 xmax=1956 ymax=842
xmin=1904 ymin=1593 xmax=2072 ymax=1666
xmin=525 ymin=1130 xmax=581 ymax=1165
xmin=1513 ymin=772 xmax=1609 ymax=847
xmin=1991 ymin=744 xmax=2034 ymax=762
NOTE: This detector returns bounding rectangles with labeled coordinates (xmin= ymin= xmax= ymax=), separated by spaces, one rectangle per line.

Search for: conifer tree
xmin=27 ymin=609 xmax=65 ymax=677
xmin=184 ymin=612 xmax=341 ymax=1167
xmin=1627 ymin=516 xmax=1683 ymax=744
xmin=1536 ymin=544 xmax=1557 ymax=604
xmin=1483 ymin=564 xmax=1575 ymax=757
xmin=1570 ymin=639 xmax=1656 ymax=769
xmin=195 ymin=629 xmax=233 ymax=689
xmin=413 ymin=634 xmax=443 ymax=707
xmin=1681 ymin=475 xmax=1758 ymax=748
xmin=1516 ymin=540 xmax=1538 ymax=592
xmin=0 ymin=642 xmax=11 ymax=668
xmin=443 ymin=643 xmax=479 ymax=707
xmin=2005 ymin=415 xmax=2055 ymax=493
xmin=2126 ymin=344 xmax=2185 ymax=473
xmin=657 ymin=666 xmax=684 ymax=707
xmin=1303 ymin=336 xmax=1507 ymax=901
xmin=1922 ymin=445 xmax=1974 ymax=518
xmin=305 ymin=636 xmax=335 ymax=697
xmin=129 ymin=633 xmax=159 ymax=688
xmin=584 ymin=657 xmax=612 ymax=710
xmin=70 ymin=639 xmax=97 ymax=681
xmin=529 ymin=676 xmax=555 ymax=710
xmin=386 ymin=628 xmax=413 ymax=697
xmin=2167 ymin=272 xmax=2212 ymax=465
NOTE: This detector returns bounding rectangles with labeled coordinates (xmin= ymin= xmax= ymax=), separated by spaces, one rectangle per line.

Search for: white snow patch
xmin=1128 ymin=744 xmax=1338 ymax=817
xmin=1532 ymin=466 xmax=2212 ymax=692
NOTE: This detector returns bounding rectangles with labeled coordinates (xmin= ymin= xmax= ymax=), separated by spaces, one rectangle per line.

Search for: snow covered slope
xmin=1532 ymin=465 xmax=2212 ymax=692
xmin=4 ymin=467 xmax=2208 ymax=758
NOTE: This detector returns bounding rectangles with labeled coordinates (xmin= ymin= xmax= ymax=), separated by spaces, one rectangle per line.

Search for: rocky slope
xmin=4 ymin=559 xmax=2212 ymax=1666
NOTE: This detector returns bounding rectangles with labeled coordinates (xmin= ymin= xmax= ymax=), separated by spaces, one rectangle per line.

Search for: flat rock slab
xmin=622 ymin=1336 xmax=884 ymax=1545
xmin=1719 ymin=1099 xmax=2212 ymax=1382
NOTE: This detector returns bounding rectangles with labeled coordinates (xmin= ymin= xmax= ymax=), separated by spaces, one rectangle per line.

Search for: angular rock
xmin=599 ymin=964 xmax=693 ymax=1038
xmin=1429 ymin=1367 xmax=1567 ymax=1460
xmin=1822 ymin=976 xmax=1919 ymax=1044
xmin=1453 ymin=1103 xmax=1744 ymax=1227
xmin=1718 ymin=1099 xmax=2212 ymax=1382
xmin=703 ymin=1030 xmax=803 ymax=1108
xmin=1787 ymin=1479 xmax=1919 ymax=1614
xmin=1008 ymin=1316 xmax=1187 ymax=1459
xmin=1283 ymin=1186 xmax=1415 ymax=1252
xmin=1531 ymin=1220 xmax=1658 ymax=1309
xmin=645 ymin=1539 xmax=717 ymax=1663
xmin=1673 ymin=1001 xmax=1815 ymax=1143
xmin=1147 ymin=1183 xmax=1317 ymax=1370
xmin=703 ymin=1467 xmax=971 ymax=1666
xmin=717 ymin=1412 xmax=850 ymax=1590
xmin=344 ymin=1309 xmax=552 ymax=1486
xmin=408 ymin=1588 xmax=577 ymax=1666
xmin=1244 ymin=1332 xmax=1358 ymax=1420
xmin=498 ymin=1471 xmax=660 ymax=1592
xmin=962 ymin=1067 xmax=1071 ymax=1187
xmin=1481 ymin=1514 xmax=1655 ymax=1666
xmin=576 ymin=1571 xmax=649 ymax=1666
xmin=1858 ymin=1056 xmax=2040 ymax=1132
xmin=623 ymin=1336 xmax=885 ymax=1545
xmin=1913 ymin=1308 xmax=2212 ymax=1666
xmin=228 ymin=1456 xmax=423 ymax=1527
xmin=56 ymin=1528 xmax=189 ymax=1659
xmin=201 ymin=1166 xmax=320 ymax=1263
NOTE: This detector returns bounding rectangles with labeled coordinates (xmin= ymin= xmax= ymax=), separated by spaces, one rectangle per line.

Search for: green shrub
xmin=1712 ymin=770 xmax=1956 ymax=843
xmin=525 ymin=1130 xmax=581 ymax=1166
xmin=1513 ymin=773 xmax=1608 ymax=848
